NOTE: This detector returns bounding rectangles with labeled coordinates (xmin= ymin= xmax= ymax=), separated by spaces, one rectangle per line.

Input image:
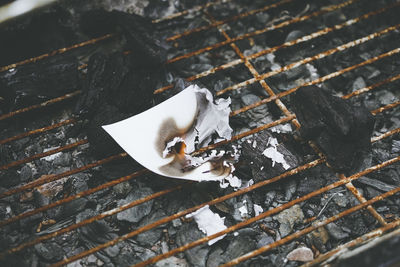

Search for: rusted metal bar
xmin=217 ymin=24 xmax=400 ymax=96
xmin=372 ymin=127 xmax=400 ymax=143
xmin=134 ymin=156 xmax=400 ymax=267
xmin=154 ymin=2 xmax=398 ymax=95
xmin=151 ymin=0 xmax=233 ymax=24
xmin=0 ymin=34 xmax=114 ymax=73
xmin=166 ymin=0 xmax=358 ymax=65
xmin=0 ymin=153 xmax=127 ymax=199
xmin=0 ymin=90 xmax=81 ymax=121
xmin=0 ymin=139 xmax=88 ymax=171
xmin=338 ymin=173 xmax=387 ymax=226
xmin=222 ymin=186 xmax=400 ymax=266
xmin=0 ymin=118 xmax=76 ymax=145
xmin=193 ymin=115 xmax=296 ymax=155
xmin=206 ymin=11 xmax=294 ymax=119
xmin=302 ymin=220 xmax=400 ymax=267
xmin=231 ymin=47 xmax=400 ymax=116
xmin=166 ymin=0 xmax=294 ymax=42
xmin=343 ymin=73 xmax=400 ymax=99
xmin=371 ymin=100 xmax=400 ymax=115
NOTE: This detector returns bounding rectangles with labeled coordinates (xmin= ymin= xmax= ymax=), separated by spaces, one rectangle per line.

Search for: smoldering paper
xmin=102 ymin=85 xmax=235 ymax=182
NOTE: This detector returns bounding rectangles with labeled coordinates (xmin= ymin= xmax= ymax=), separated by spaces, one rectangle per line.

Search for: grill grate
xmin=0 ymin=0 xmax=399 ymax=266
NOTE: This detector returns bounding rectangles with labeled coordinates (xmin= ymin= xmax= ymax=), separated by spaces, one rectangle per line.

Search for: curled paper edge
xmin=102 ymin=85 xmax=233 ymax=182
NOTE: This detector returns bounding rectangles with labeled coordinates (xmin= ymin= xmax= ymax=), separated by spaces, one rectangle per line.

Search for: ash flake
xmin=262 ymin=137 xmax=290 ymax=170
xmin=186 ymin=205 xmax=227 ymax=245
xmin=254 ymin=204 xmax=263 ymax=216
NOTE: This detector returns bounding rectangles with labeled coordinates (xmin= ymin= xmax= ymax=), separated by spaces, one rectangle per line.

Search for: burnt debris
xmin=290 ymin=85 xmax=375 ymax=174
xmin=0 ymin=55 xmax=79 ymax=114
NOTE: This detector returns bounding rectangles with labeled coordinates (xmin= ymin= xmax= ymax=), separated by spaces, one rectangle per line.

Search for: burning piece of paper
xmin=186 ymin=205 xmax=227 ymax=245
xmin=103 ymin=85 xmax=236 ymax=182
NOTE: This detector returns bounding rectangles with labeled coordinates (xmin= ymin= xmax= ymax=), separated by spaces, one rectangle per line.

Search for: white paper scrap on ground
xmin=186 ymin=205 xmax=227 ymax=245
xmin=102 ymin=85 xmax=234 ymax=182
xmin=262 ymin=137 xmax=290 ymax=169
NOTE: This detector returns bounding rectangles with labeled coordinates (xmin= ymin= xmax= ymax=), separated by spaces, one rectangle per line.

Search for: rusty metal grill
xmin=0 ymin=0 xmax=399 ymax=266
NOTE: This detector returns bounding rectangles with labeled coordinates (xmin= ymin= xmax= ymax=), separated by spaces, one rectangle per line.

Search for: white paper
xmin=102 ymin=85 xmax=234 ymax=182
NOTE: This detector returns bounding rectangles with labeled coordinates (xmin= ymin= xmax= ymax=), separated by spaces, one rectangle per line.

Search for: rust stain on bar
xmin=371 ymin=100 xmax=400 ymax=115
xmin=152 ymin=0 xmax=232 ymax=24
xmin=0 ymin=90 xmax=82 ymax=121
xmin=343 ymin=73 xmax=400 ymax=99
xmin=303 ymin=220 xmax=400 ymax=267
xmin=0 ymin=34 xmax=114 ymax=73
xmin=338 ymin=173 xmax=387 ymax=226
xmin=0 ymin=139 xmax=88 ymax=171
xmin=154 ymin=2 xmax=397 ymax=95
xmin=166 ymin=0 xmax=358 ymax=65
xmin=0 ymin=118 xmax=76 ymax=145
xmin=372 ymin=127 xmax=400 ymax=143
xmin=136 ymin=156 xmax=400 ymax=267
xmin=217 ymin=24 xmax=400 ymax=96
xmin=166 ymin=0 xmax=294 ymax=41
xmin=222 ymin=187 xmax=400 ymax=266
xmin=231 ymin=47 xmax=400 ymax=116
xmin=0 ymin=153 xmax=127 ymax=199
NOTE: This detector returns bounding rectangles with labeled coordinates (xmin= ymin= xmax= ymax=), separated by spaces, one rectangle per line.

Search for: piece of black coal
xmin=241 ymin=131 xmax=300 ymax=182
xmin=80 ymin=10 xmax=167 ymax=67
xmin=290 ymin=85 xmax=375 ymax=174
xmin=74 ymin=52 xmax=162 ymax=157
xmin=0 ymin=6 xmax=78 ymax=66
xmin=0 ymin=54 xmax=79 ymax=113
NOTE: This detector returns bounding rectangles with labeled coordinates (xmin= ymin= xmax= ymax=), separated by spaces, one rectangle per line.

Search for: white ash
xmin=42 ymin=147 xmax=62 ymax=161
xmin=254 ymin=204 xmax=263 ymax=216
xmin=238 ymin=200 xmax=248 ymax=218
xmin=262 ymin=137 xmax=290 ymax=170
xmin=305 ymin=63 xmax=319 ymax=81
xmin=270 ymin=124 xmax=292 ymax=133
xmin=241 ymin=179 xmax=254 ymax=189
xmin=186 ymin=205 xmax=227 ymax=245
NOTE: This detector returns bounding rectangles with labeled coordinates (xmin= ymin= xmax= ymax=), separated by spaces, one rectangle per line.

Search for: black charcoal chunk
xmin=0 ymin=7 xmax=78 ymax=66
xmin=177 ymin=223 xmax=210 ymax=267
xmin=356 ymin=176 xmax=396 ymax=192
xmin=80 ymin=9 xmax=167 ymax=66
xmin=0 ymin=54 xmax=79 ymax=112
xmin=117 ymin=187 xmax=154 ymax=223
xmin=74 ymin=52 xmax=160 ymax=157
xmin=290 ymin=85 xmax=375 ymax=174
xmin=330 ymin=233 xmax=400 ymax=267
xmin=241 ymin=131 xmax=299 ymax=182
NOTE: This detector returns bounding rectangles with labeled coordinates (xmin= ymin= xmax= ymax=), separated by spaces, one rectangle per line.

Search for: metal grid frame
xmin=0 ymin=0 xmax=399 ymax=266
